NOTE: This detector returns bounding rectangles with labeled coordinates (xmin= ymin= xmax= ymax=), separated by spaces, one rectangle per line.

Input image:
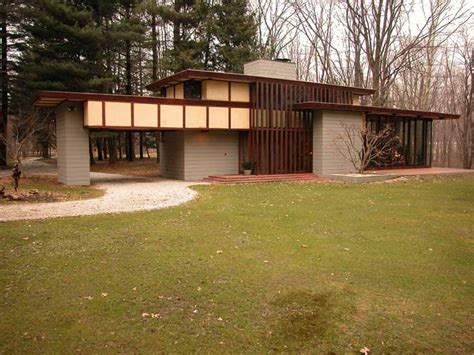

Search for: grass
xmin=0 ymin=175 xmax=473 ymax=353
xmin=0 ymin=175 xmax=104 ymax=203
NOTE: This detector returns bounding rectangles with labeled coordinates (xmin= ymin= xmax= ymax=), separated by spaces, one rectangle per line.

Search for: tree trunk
xmin=1 ymin=5 xmax=8 ymax=166
xmin=41 ymin=142 xmax=49 ymax=159
xmin=108 ymin=136 xmax=117 ymax=164
xmin=139 ymin=132 xmax=144 ymax=159
xmin=156 ymin=132 xmax=160 ymax=163
xmin=102 ymin=138 xmax=108 ymax=160
xmin=118 ymin=133 xmax=122 ymax=160
xmin=465 ymin=48 xmax=473 ymax=169
xmin=89 ymin=139 xmax=95 ymax=165
xmin=127 ymin=132 xmax=135 ymax=161
xmin=151 ymin=13 xmax=158 ymax=81
xmin=97 ymin=139 xmax=103 ymax=161
xmin=125 ymin=2 xmax=135 ymax=162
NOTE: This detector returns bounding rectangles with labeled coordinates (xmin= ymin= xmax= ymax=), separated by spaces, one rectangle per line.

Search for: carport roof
xmin=293 ymin=101 xmax=460 ymax=120
xmin=33 ymin=90 xmax=250 ymax=108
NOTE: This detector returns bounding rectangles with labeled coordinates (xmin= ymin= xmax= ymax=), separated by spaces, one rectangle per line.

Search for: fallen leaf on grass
xmin=360 ymin=346 xmax=370 ymax=354
xmin=101 ymin=293 xmax=108 ymax=298
xmin=142 ymin=312 xmax=160 ymax=319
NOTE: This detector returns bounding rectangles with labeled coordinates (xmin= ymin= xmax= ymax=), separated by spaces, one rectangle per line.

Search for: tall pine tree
xmin=211 ymin=0 xmax=257 ymax=72
xmin=15 ymin=0 xmax=112 ymax=102
xmin=157 ymin=0 xmax=209 ymax=73
xmin=157 ymin=0 xmax=257 ymax=74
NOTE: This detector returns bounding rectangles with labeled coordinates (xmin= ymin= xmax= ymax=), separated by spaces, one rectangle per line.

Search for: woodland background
xmin=0 ymin=0 xmax=472 ymax=168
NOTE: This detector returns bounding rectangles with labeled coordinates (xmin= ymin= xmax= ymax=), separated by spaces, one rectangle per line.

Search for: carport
xmin=34 ymin=91 xmax=251 ymax=185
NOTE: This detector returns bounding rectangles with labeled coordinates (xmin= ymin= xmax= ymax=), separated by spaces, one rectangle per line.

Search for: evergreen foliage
xmin=211 ymin=0 xmax=257 ymax=72
xmin=3 ymin=0 xmax=258 ymax=160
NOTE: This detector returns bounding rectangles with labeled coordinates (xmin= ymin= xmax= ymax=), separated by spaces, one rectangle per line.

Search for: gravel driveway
xmin=0 ymin=173 xmax=202 ymax=222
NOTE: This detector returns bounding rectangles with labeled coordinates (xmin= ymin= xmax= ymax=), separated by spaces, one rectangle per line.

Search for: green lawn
xmin=1 ymin=176 xmax=473 ymax=353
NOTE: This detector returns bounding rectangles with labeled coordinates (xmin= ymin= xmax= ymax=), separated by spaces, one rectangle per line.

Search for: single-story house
xmin=34 ymin=59 xmax=459 ymax=185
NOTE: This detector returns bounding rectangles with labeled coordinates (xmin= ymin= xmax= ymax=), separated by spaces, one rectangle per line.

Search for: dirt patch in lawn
xmin=0 ymin=175 xmax=103 ymax=204
xmin=91 ymin=159 xmax=160 ymax=177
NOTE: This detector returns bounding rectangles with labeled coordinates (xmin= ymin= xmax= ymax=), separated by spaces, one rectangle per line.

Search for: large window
xmin=366 ymin=115 xmax=433 ymax=168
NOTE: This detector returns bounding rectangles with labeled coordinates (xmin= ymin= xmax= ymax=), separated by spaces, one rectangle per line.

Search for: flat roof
xmin=33 ymin=91 xmax=250 ymax=108
xmin=34 ymin=91 xmax=459 ymax=120
xmin=145 ymin=69 xmax=376 ymax=96
xmin=293 ymin=101 xmax=459 ymax=120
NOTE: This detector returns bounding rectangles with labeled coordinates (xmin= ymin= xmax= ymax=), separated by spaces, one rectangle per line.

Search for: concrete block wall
xmin=159 ymin=131 xmax=185 ymax=180
xmin=313 ymin=110 xmax=364 ymax=175
xmin=244 ymin=59 xmax=296 ymax=80
xmin=56 ymin=102 xmax=90 ymax=185
xmin=183 ymin=131 xmax=239 ymax=180
xmin=160 ymin=131 xmax=239 ymax=180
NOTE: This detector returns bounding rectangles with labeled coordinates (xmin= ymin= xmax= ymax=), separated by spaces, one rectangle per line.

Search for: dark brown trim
xmin=228 ymin=81 xmax=231 ymax=101
xmin=131 ymin=102 xmax=135 ymax=127
xmin=145 ymin=69 xmax=375 ymax=95
xmin=183 ymin=105 xmax=186 ymax=128
xmin=293 ymin=101 xmax=460 ymax=120
xmin=88 ymin=126 xmax=248 ymax=132
xmin=228 ymin=107 xmax=231 ymax=129
xmin=33 ymin=91 xmax=251 ymax=108
xmin=157 ymin=104 xmax=160 ymax=127
xmin=206 ymin=106 xmax=209 ymax=129
xmin=101 ymin=101 xmax=105 ymax=126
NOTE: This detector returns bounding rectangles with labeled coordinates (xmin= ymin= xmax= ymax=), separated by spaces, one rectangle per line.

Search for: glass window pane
xmin=184 ymin=80 xmax=202 ymax=99
xmin=416 ymin=120 xmax=424 ymax=165
xmin=409 ymin=120 xmax=416 ymax=166
xmin=426 ymin=120 xmax=432 ymax=166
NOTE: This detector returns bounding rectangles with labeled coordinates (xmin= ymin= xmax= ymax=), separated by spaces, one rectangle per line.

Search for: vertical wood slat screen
xmin=248 ymin=81 xmax=353 ymax=174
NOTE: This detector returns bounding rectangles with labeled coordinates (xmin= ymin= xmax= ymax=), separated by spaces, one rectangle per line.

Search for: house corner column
xmin=56 ymin=102 xmax=90 ymax=185
xmin=313 ymin=110 xmax=364 ymax=175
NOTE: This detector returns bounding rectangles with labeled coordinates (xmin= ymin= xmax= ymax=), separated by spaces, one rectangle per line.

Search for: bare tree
xmin=346 ymin=0 xmax=469 ymax=106
xmin=291 ymin=0 xmax=339 ymax=83
xmin=0 ymin=111 xmax=51 ymax=165
xmin=251 ymin=0 xmax=299 ymax=59
xmin=335 ymin=123 xmax=403 ymax=173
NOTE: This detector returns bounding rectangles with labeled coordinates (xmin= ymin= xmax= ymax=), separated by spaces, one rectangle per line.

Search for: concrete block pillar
xmin=56 ymin=102 xmax=90 ymax=185
xmin=312 ymin=110 xmax=364 ymax=175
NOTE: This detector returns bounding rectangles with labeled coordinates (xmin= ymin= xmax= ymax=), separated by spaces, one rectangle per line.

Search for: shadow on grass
xmin=271 ymin=290 xmax=334 ymax=341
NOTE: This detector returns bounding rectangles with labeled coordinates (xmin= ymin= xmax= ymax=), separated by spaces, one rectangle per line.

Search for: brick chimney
xmin=243 ymin=59 xmax=296 ymax=80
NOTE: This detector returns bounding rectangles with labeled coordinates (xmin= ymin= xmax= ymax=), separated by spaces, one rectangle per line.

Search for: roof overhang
xmin=145 ymin=69 xmax=375 ymax=96
xmin=33 ymin=91 xmax=250 ymax=109
xmin=293 ymin=101 xmax=460 ymax=120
